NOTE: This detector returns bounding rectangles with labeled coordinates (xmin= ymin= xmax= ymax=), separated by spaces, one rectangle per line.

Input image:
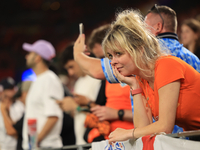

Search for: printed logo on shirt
xmin=104 ymin=142 xmax=125 ymax=150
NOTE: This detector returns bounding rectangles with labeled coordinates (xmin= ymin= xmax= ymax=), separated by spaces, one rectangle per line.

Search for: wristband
xmin=87 ymin=101 xmax=93 ymax=109
xmin=130 ymin=88 xmax=142 ymax=96
xmin=132 ymin=128 xmax=137 ymax=141
xmin=76 ymin=106 xmax=81 ymax=112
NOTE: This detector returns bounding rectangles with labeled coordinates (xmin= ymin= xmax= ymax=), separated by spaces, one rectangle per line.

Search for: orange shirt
xmin=105 ymin=80 xmax=134 ymax=131
xmin=138 ymin=56 xmax=200 ymax=131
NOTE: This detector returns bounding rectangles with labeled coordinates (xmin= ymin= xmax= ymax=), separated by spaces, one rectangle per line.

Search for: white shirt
xmin=74 ymin=75 xmax=101 ymax=145
xmin=0 ymin=100 xmax=24 ymax=150
xmin=22 ymin=70 xmax=64 ymax=149
xmin=10 ymin=100 xmax=25 ymax=122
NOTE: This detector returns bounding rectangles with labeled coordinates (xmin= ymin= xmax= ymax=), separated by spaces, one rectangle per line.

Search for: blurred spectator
xmin=195 ymin=14 xmax=200 ymax=22
xmin=145 ymin=4 xmax=200 ymax=72
xmin=1 ymin=80 xmax=32 ymax=150
xmin=57 ymin=44 xmax=103 ymax=145
xmin=181 ymin=18 xmax=200 ymax=59
xmin=22 ymin=40 xmax=64 ymax=149
xmin=0 ymin=77 xmax=24 ymax=150
xmin=74 ymin=24 xmax=134 ymax=143
xmin=13 ymin=81 xmax=32 ymax=150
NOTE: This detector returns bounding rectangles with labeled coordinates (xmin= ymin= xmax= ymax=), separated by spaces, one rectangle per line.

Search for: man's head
xmin=60 ymin=44 xmax=84 ymax=80
xmin=22 ymin=40 xmax=55 ymax=69
xmin=145 ymin=5 xmax=177 ymax=36
xmin=87 ymin=24 xmax=111 ymax=58
xmin=0 ymin=77 xmax=16 ymax=102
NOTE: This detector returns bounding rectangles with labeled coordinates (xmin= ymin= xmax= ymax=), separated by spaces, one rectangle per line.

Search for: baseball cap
xmin=22 ymin=39 xmax=55 ymax=60
xmin=0 ymin=77 xmax=15 ymax=92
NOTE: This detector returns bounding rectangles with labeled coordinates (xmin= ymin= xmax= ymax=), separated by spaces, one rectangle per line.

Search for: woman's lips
xmin=117 ymin=67 xmax=122 ymax=71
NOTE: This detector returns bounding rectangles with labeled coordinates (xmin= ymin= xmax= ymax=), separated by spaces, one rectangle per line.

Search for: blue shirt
xmin=157 ymin=32 xmax=200 ymax=72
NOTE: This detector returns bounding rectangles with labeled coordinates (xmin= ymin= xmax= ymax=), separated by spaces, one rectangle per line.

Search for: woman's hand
xmin=108 ymin=128 xmax=133 ymax=144
xmin=112 ymin=66 xmax=140 ymax=89
xmin=73 ymin=34 xmax=90 ymax=57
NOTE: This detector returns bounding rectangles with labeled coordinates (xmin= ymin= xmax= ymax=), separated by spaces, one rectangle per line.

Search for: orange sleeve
xmin=155 ymin=56 xmax=185 ymax=90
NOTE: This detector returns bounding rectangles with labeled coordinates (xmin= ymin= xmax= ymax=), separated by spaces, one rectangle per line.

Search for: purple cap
xmin=22 ymin=40 xmax=55 ymax=60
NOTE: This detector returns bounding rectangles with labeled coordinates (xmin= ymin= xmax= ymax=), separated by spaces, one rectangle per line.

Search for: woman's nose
xmin=110 ymin=57 xmax=117 ymax=66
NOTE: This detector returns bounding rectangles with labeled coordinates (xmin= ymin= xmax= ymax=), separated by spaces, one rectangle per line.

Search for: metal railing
xmin=30 ymin=130 xmax=200 ymax=150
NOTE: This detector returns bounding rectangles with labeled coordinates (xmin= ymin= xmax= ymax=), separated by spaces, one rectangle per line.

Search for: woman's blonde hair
xmin=102 ymin=9 xmax=168 ymax=77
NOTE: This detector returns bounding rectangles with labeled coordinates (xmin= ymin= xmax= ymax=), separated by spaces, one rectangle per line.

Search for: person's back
xmin=145 ymin=5 xmax=200 ymax=72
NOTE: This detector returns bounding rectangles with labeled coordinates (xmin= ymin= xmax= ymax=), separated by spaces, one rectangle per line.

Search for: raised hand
xmin=73 ymin=34 xmax=90 ymax=56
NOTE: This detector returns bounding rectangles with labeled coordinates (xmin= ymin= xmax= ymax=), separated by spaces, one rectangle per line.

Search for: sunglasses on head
xmin=151 ymin=4 xmax=164 ymax=30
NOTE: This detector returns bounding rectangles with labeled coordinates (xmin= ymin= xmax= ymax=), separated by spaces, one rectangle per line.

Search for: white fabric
xmin=0 ymin=100 xmax=24 ymax=150
xmin=9 ymin=100 xmax=24 ymax=122
xmin=153 ymin=135 xmax=200 ymax=150
xmin=74 ymin=75 xmax=101 ymax=145
xmin=22 ymin=70 xmax=64 ymax=149
xmin=92 ymin=135 xmax=200 ymax=150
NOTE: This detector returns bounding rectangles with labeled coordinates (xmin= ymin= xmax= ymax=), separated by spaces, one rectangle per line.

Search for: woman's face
xmin=106 ymin=48 xmax=138 ymax=76
xmin=181 ymin=24 xmax=198 ymax=46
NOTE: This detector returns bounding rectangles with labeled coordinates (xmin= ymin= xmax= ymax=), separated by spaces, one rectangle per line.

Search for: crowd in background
xmin=0 ymin=1 xmax=200 ymax=150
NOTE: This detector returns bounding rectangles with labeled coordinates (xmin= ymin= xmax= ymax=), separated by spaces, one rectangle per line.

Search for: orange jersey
xmin=105 ymin=80 xmax=134 ymax=132
xmin=138 ymin=56 xmax=200 ymax=131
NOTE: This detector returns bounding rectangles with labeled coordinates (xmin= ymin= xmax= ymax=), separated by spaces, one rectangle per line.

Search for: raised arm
xmin=73 ymin=34 xmax=105 ymax=80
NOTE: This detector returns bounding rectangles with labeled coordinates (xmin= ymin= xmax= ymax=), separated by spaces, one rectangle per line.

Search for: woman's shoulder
xmin=156 ymin=55 xmax=184 ymax=66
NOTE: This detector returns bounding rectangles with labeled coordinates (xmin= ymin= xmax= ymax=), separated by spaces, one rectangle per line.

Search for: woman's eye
xmin=108 ymin=54 xmax=113 ymax=60
xmin=116 ymin=52 xmax=121 ymax=56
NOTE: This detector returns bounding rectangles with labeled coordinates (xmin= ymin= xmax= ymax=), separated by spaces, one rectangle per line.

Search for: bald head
xmin=145 ymin=5 xmax=177 ymax=36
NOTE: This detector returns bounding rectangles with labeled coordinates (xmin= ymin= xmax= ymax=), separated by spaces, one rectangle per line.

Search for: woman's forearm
xmin=1 ymin=107 xmax=17 ymax=137
xmin=133 ymin=94 xmax=151 ymax=127
xmin=74 ymin=52 xmax=105 ymax=79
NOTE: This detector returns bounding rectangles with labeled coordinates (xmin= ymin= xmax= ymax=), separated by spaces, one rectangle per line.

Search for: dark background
xmin=0 ymin=0 xmax=200 ymax=83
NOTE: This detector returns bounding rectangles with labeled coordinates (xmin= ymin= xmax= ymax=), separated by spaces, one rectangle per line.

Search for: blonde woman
xmin=74 ymin=9 xmax=200 ymax=143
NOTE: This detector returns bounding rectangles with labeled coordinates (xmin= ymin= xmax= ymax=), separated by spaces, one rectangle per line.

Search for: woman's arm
xmin=73 ymin=34 xmax=106 ymax=80
xmin=108 ymin=80 xmax=180 ymax=143
xmin=0 ymin=104 xmax=18 ymax=137
xmin=112 ymin=66 xmax=152 ymax=127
